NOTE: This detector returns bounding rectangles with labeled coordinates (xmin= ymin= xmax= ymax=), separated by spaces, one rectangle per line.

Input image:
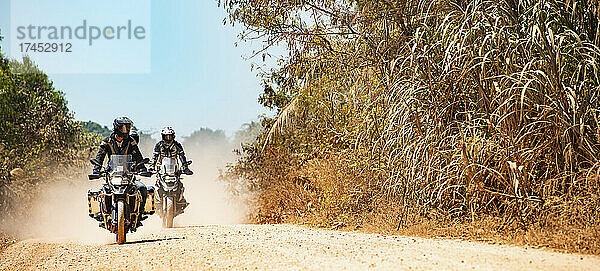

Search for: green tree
xmin=79 ymin=121 xmax=112 ymax=137
xmin=0 ymin=30 xmax=95 ymax=223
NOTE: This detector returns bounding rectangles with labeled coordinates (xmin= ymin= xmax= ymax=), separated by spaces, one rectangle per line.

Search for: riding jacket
xmin=150 ymin=140 xmax=189 ymax=168
xmin=94 ymin=133 xmax=145 ymax=172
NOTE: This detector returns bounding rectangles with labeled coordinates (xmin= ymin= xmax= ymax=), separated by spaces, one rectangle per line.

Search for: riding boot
xmin=135 ymin=181 xmax=148 ymax=214
xmin=176 ymin=191 xmax=189 ymax=213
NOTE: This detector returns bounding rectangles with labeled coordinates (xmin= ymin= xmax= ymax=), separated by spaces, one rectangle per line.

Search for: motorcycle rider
xmin=150 ymin=126 xmax=193 ymax=212
xmin=130 ymin=127 xmax=140 ymax=144
xmin=92 ymin=117 xmax=150 ymax=216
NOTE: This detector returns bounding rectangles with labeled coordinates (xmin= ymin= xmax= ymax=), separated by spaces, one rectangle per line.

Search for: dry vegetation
xmin=222 ymin=0 xmax=600 ymax=254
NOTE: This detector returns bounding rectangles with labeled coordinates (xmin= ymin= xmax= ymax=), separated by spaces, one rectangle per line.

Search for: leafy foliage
xmin=79 ymin=121 xmax=112 ymax=137
xmin=224 ymin=0 xmax=600 ymax=252
xmin=0 ymin=33 xmax=97 ymax=226
xmin=0 ymin=55 xmax=81 ymax=172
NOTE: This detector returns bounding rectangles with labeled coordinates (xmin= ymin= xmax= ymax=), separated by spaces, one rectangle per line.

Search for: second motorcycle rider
xmin=149 ymin=126 xmax=194 ymax=213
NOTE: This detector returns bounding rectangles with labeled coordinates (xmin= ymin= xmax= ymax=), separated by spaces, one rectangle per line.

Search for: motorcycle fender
xmin=158 ymin=177 xmax=179 ymax=192
xmin=157 ymin=179 xmax=169 ymax=190
xmin=164 ymin=181 xmax=179 ymax=193
xmin=113 ymin=186 xmax=128 ymax=196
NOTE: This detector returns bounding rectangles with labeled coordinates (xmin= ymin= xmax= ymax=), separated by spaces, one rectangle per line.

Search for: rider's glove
xmin=138 ymin=166 xmax=153 ymax=177
xmin=182 ymin=166 xmax=193 ymax=175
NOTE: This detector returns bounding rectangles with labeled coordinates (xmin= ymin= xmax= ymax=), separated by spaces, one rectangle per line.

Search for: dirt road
xmin=1 ymin=224 xmax=598 ymax=270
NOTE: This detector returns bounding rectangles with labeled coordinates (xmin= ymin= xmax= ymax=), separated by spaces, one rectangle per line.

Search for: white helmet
xmin=161 ymin=126 xmax=175 ymax=143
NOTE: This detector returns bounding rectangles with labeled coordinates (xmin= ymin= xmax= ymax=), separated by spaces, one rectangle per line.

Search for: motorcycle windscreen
xmin=109 ymin=155 xmax=133 ymax=175
xmin=161 ymin=157 xmax=178 ymax=175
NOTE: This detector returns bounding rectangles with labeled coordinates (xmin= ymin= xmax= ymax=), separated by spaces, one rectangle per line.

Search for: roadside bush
xmin=0 ymin=32 xmax=97 ymax=233
xmin=224 ymin=0 xmax=600 ymax=253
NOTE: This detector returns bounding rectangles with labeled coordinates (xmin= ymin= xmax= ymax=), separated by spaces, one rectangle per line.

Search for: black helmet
xmin=161 ymin=126 xmax=175 ymax=143
xmin=113 ymin=117 xmax=133 ymax=137
xmin=130 ymin=127 xmax=140 ymax=143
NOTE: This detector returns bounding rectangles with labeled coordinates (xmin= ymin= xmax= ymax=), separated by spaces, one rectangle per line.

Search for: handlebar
xmin=139 ymin=171 xmax=153 ymax=177
xmin=89 ymin=169 xmax=153 ymax=181
xmin=148 ymin=160 xmax=193 ymax=176
xmin=88 ymin=170 xmax=153 ymax=180
xmin=88 ymin=173 xmax=104 ymax=180
xmin=89 ymin=158 xmax=152 ymax=180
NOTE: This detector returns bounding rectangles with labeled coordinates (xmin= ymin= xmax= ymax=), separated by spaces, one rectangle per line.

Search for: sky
xmin=0 ymin=0 xmax=276 ymax=137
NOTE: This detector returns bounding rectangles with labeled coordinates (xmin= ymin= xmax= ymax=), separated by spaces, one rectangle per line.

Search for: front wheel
xmin=163 ymin=196 xmax=174 ymax=228
xmin=116 ymin=200 xmax=126 ymax=244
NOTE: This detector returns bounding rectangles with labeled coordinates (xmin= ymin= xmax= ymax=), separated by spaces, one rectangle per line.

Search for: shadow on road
xmin=172 ymin=225 xmax=207 ymax=229
xmin=117 ymin=237 xmax=184 ymax=245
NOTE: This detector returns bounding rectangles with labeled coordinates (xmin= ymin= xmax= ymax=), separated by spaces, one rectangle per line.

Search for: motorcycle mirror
xmin=88 ymin=174 xmax=100 ymax=180
xmin=90 ymin=158 xmax=101 ymax=167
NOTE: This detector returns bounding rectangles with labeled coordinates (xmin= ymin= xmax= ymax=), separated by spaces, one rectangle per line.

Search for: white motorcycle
xmin=154 ymin=157 xmax=192 ymax=228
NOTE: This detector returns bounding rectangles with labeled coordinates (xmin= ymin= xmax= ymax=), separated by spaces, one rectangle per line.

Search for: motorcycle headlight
xmin=110 ymin=177 xmax=129 ymax=185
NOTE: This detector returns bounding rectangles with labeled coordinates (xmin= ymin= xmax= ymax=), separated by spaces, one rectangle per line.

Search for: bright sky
xmin=0 ymin=0 xmax=275 ymax=137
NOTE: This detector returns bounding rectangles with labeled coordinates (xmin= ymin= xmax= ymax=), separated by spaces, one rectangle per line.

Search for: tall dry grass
xmin=224 ymin=0 xmax=600 ymax=253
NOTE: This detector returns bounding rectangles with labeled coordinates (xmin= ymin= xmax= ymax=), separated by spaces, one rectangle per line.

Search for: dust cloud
xmin=1 ymin=126 xmax=258 ymax=243
xmin=137 ymin=127 xmax=258 ymax=228
xmin=172 ymin=132 xmax=251 ymax=226
xmin=1 ymin=169 xmax=114 ymax=244
xmin=135 ymin=146 xmax=250 ymax=229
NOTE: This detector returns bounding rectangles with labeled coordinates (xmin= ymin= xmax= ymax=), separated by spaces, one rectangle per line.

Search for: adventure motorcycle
xmin=87 ymin=155 xmax=155 ymax=244
xmin=154 ymin=157 xmax=192 ymax=228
